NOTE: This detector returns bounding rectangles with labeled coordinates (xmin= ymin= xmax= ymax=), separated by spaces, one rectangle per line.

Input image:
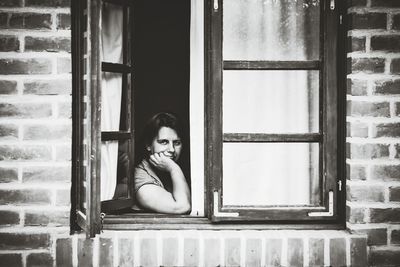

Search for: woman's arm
xmin=135 ymin=154 xmax=191 ymax=214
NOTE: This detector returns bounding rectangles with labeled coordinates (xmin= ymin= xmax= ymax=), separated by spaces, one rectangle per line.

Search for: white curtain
xmin=100 ymin=3 xmax=123 ymax=201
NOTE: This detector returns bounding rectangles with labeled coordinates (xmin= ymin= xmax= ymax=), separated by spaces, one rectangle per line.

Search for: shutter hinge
xmin=338 ymin=180 xmax=342 ymax=191
xmin=330 ymin=0 xmax=335 ymax=10
xmin=213 ymin=0 xmax=218 ymax=11
xmin=100 ymin=212 xmax=105 ymax=233
xmin=340 ymin=15 xmax=343 ymax=25
xmin=308 ymin=191 xmax=334 ymax=217
xmin=213 ymin=191 xmax=239 ymax=217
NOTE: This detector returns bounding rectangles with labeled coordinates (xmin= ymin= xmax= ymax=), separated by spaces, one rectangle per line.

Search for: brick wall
xmin=1 ymin=0 xmax=399 ymax=266
xmin=347 ymin=0 xmax=400 ymax=266
xmin=0 ymin=0 xmax=71 ymax=266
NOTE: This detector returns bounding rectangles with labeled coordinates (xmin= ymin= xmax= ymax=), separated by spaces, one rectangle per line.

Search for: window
xmin=71 ymin=0 xmax=344 ymax=237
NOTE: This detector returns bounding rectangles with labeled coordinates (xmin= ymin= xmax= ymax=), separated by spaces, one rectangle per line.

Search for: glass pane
xmin=102 ymin=2 xmax=123 ymax=64
xmin=223 ymin=0 xmax=320 ymax=60
xmin=223 ymin=71 xmax=319 ymax=133
xmin=101 ymin=72 xmax=125 ymax=131
xmin=222 ymin=143 xmax=319 ymax=206
xmin=101 ymin=140 xmax=130 ymax=201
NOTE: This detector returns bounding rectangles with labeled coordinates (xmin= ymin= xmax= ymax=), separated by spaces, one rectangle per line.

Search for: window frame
xmin=71 ymin=0 xmax=346 ymax=237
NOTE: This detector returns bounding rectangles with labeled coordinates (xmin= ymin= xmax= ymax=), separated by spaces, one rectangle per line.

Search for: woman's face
xmin=147 ymin=126 xmax=182 ymax=162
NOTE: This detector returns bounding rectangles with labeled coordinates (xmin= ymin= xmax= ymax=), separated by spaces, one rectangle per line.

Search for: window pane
xmin=102 ymin=2 xmax=123 ymax=64
xmin=223 ymin=0 xmax=320 ymax=60
xmin=222 ymin=143 xmax=319 ymax=206
xmin=101 ymin=140 xmax=130 ymax=201
xmin=223 ymin=71 xmax=319 ymax=133
xmin=101 ymin=72 xmax=125 ymax=131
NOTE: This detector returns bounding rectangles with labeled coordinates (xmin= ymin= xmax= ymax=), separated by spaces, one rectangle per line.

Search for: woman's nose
xmin=167 ymin=143 xmax=175 ymax=152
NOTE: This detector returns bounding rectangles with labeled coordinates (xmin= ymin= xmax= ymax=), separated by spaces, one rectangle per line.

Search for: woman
xmin=134 ymin=112 xmax=191 ymax=214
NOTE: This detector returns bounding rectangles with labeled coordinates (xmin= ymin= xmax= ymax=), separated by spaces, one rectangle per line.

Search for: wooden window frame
xmin=71 ymin=0 xmax=346 ymax=237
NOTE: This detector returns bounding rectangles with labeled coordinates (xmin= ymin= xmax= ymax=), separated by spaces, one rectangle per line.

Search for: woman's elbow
xmin=172 ymin=202 xmax=191 ymax=214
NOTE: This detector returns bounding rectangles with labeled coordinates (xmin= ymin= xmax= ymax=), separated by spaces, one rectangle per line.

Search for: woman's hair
xmin=137 ymin=112 xmax=184 ymax=163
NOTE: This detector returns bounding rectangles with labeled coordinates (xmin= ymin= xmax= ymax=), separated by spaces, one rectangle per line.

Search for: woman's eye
xmin=158 ymin=140 xmax=168 ymax=145
xmin=174 ymin=141 xmax=182 ymax=146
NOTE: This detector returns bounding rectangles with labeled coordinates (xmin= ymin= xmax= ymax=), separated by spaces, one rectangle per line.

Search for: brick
xmin=353 ymin=228 xmax=387 ymax=245
xmin=394 ymin=14 xmax=400 ymax=30
xmin=25 ymin=210 xmax=69 ymax=226
xmin=0 ymin=0 xmax=22 ymax=7
xmin=0 ymin=13 xmax=8 ymax=28
xmin=99 ymin=238 xmax=113 ymax=267
xmin=57 ymin=14 xmax=71 ymax=30
xmin=56 ymin=189 xmax=70 ymax=206
xmin=25 ymin=36 xmax=70 ymax=52
xmin=371 ymin=35 xmax=400 ymax=52
xmin=78 ymin=238 xmax=94 ymax=267
xmin=347 ymin=79 xmax=367 ymax=96
xmin=0 ymin=210 xmax=19 ymax=225
xmin=0 ymin=167 xmax=18 ymax=183
xmin=370 ymin=208 xmax=400 ymax=223
xmin=24 ymin=79 xmax=71 ymax=95
xmin=246 ymin=238 xmax=261 ymax=267
xmin=162 ymin=238 xmax=178 ymax=266
xmin=347 ymin=184 xmax=384 ymax=202
xmin=348 ymin=13 xmax=387 ymax=30
xmin=26 ymin=0 xmax=70 ymax=7
xmin=0 ymin=59 xmax=52 ymax=74
xmin=348 ymin=58 xmax=385 ymax=74
xmin=0 ymin=35 xmax=19 ymax=52
xmin=374 ymin=79 xmax=400 ymax=95
xmin=287 ymin=239 xmax=303 ymax=267
xmin=391 ymin=58 xmax=400 ymax=74
xmin=140 ymin=238 xmax=157 ymax=267
xmin=0 ymin=254 xmax=22 ymax=267
xmin=23 ymin=124 xmax=71 ymax=140
xmin=0 ymin=233 xmax=50 ymax=250
xmin=350 ymin=238 xmax=367 ymax=267
xmin=56 ymin=238 xmax=73 ymax=267
xmin=56 ymin=145 xmax=71 ymax=161
xmin=9 ymin=13 xmax=52 ymax=30
xmin=391 ymin=229 xmax=400 ymax=244
xmin=347 ymin=121 xmax=368 ymax=138
xmin=369 ymin=249 xmax=400 ymax=266
xmin=389 ymin=187 xmax=400 ymax=201
xmin=0 ymin=124 xmax=18 ymax=140
xmin=346 ymin=164 xmax=367 ymax=181
xmin=183 ymin=238 xmax=199 ymax=267
xmin=0 ymin=80 xmax=17 ymax=94
xmin=372 ymin=123 xmax=400 ymax=137
xmin=347 ymin=0 xmax=367 ymax=7
xmin=58 ymin=58 xmax=71 ymax=74
xmin=118 ymin=238 xmax=135 ymax=267
xmin=346 ymin=143 xmax=390 ymax=159
xmin=396 ymin=102 xmax=400 ymax=116
xmin=204 ymin=238 xmax=219 ymax=267
xmin=0 ymin=103 xmax=52 ymax=118
xmin=371 ymin=0 xmax=400 ymax=7
xmin=347 ymin=206 xmax=366 ymax=224
xmin=225 ymin=238 xmax=240 ymax=266
xmin=0 ymin=189 xmax=51 ymax=205
xmin=348 ymin=36 xmax=365 ymax=52
xmin=330 ymin=238 xmax=346 ymax=267
xmin=371 ymin=165 xmax=400 ymax=181
xmin=264 ymin=238 xmax=281 ymax=266
xmin=26 ymin=253 xmax=53 ymax=267
xmin=58 ymin=102 xmax=71 ymax=118
xmin=348 ymin=101 xmax=390 ymax=117
xmin=0 ymin=145 xmax=52 ymax=161
xmin=309 ymin=238 xmax=324 ymax=266
xmin=23 ymin=166 xmax=70 ymax=183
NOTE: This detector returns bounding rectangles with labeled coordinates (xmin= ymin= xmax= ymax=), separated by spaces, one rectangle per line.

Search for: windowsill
xmin=102 ymin=213 xmax=345 ymax=231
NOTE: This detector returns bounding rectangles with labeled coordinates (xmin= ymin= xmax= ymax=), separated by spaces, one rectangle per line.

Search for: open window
xmin=71 ymin=0 xmax=344 ymax=237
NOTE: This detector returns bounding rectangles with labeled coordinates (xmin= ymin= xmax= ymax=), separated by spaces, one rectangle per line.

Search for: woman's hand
xmin=148 ymin=152 xmax=178 ymax=173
